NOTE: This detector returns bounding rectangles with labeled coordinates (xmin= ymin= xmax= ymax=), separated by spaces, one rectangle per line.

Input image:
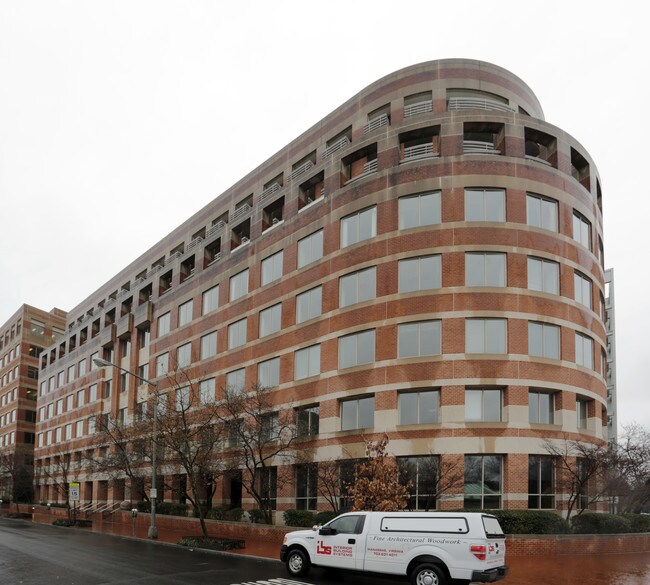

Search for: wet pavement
xmin=19 ymin=511 xmax=650 ymax=584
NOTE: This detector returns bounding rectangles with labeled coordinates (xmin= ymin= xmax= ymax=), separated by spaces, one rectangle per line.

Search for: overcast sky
xmin=1 ymin=1 xmax=647 ymax=430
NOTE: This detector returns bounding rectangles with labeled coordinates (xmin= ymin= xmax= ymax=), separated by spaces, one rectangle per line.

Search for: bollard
xmin=131 ymin=508 xmax=138 ymax=537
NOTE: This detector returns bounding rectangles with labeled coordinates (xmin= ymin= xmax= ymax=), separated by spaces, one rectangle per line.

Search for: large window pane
xmin=296 ymin=286 xmax=322 ymax=324
xmin=399 ymin=192 xmax=441 ymax=229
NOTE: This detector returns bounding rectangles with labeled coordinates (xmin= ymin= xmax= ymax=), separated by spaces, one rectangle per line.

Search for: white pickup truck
xmin=280 ymin=511 xmax=508 ymax=585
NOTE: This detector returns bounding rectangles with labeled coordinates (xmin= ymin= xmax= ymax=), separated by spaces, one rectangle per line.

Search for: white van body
xmin=280 ymin=511 xmax=508 ymax=585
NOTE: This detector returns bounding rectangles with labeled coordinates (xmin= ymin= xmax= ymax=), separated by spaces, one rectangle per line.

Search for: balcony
xmin=187 ymin=236 xmax=203 ymax=251
xmin=260 ymin=182 xmax=282 ymax=202
xmin=323 ymin=135 xmax=350 ymax=159
xmin=288 ymin=160 xmax=314 ymax=182
xmin=403 ymin=100 xmax=432 ymax=118
xmin=231 ymin=203 xmax=252 ymax=223
xmin=100 ymin=323 xmax=116 ymax=349
xmin=133 ymin=300 xmax=153 ymax=329
xmin=363 ymin=113 xmax=389 ymax=135
xmin=447 ymin=96 xmax=515 ymax=113
xmin=463 ymin=140 xmax=501 ymax=154
xmin=401 ymin=143 xmax=439 ymax=162
xmin=205 ymin=220 xmax=225 ymax=241
xmin=116 ymin=313 xmax=133 ymax=340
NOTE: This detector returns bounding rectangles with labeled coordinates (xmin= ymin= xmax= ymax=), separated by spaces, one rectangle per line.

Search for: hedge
xmin=283 ymin=509 xmax=316 ymax=527
xmin=572 ymin=513 xmax=633 ymax=534
xmin=487 ymin=510 xmax=570 ymax=534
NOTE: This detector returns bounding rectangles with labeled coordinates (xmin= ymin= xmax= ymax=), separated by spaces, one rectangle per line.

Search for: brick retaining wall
xmin=15 ymin=505 xmax=650 ymax=555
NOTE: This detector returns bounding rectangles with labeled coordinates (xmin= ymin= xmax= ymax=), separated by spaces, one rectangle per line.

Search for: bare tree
xmin=0 ymin=446 xmax=34 ymax=505
xmin=85 ymin=413 xmax=152 ymax=503
xmin=218 ymin=383 xmax=297 ymax=524
xmin=316 ymin=459 xmax=344 ymax=513
xmin=611 ymin=423 xmax=650 ymax=513
xmin=149 ymin=369 xmax=227 ymax=537
xmin=544 ymin=435 xmax=611 ymax=519
xmin=347 ymin=435 xmax=412 ymax=512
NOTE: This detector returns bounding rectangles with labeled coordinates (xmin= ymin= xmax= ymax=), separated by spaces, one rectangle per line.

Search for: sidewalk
xmin=30 ymin=509 xmax=281 ymax=560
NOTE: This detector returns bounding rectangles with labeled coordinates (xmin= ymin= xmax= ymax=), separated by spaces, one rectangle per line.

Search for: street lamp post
xmin=93 ymin=357 xmax=159 ymax=539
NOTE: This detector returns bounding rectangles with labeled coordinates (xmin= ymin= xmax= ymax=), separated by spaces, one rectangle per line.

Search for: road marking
xmin=233 ymin=579 xmax=311 ymax=585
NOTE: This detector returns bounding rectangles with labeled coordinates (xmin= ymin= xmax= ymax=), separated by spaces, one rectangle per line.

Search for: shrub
xmin=156 ymin=502 xmax=188 ymax=517
xmin=136 ymin=501 xmax=151 ymax=513
xmin=248 ymin=509 xmax=265 ymax=523
xmin=571 ymin=513 xmax=632 ymax=534
xmin=314 ymin=510 xmax=339 ymax=525
xmin=622 ymin=513 xmax=650 ymax=533
xmin=488 ymin=510 xmax=570 ymax=534
xmin=206 ymin=506 xmax=225 ymax=520
xmin=224 ymin=507 xmax=244 ymax=522
xmin=283 ymin=509 xmax=316 ymax=527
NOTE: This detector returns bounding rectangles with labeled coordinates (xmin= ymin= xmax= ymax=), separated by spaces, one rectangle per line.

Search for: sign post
xmin=69 ymin=482 xmax=80 ymax=524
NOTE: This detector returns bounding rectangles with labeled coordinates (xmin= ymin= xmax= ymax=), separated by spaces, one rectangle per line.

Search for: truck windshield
xmin=482 ymin=515 xmax=504 ymax=538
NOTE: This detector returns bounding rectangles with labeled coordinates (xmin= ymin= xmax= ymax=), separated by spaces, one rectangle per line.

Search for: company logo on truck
xmin=316 ymin=540 xmax=332 ymax=555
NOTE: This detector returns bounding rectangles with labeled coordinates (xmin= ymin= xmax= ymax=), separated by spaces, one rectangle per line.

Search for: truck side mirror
xmin=319 ymin=527 xmax=336 ymax=536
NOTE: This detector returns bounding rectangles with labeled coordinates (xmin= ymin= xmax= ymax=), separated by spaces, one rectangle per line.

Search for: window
xmin=398 ymin=456 xmax=439 ymax=510
xmin=259 ymin=304 xmax=282 ymax=337
xmin=89 ymin=384 xmax=98 ymax=402
xmin=57 ymin=371 xmax=65 ymax=387
xmin=202 ymin=285 xmax=219 ymax=315
xmin=341 ymin=396 xmax=374 ymax=430
xmin=199 ymin=378 xmax=215 ymax=404
xmin=138 ymin=326 xmax=150 ymax=349
xmin=77 ymin=389 xmax=85 ymax=406
xmin=295 ymin=345 xmax=320 ymax=380
xmin=465 ymin=253 xmax=506 ymax=287
xmin=576 ymin=398 xmax=589 ymax=428
xmin=339 ymin=330 xmax=375 ymax=368
xmin=465 ymin=389 xmax=502 ymax=422
xmin=105 ymin=379 xmax=112 ymax=398
xmin=465 ymin=319 xmax=506 ymax=353
xmin=261 ymin=250 xmax=283 ymax=285
xmin=87 ymin=416 xmax=96 ymax=435
xmin=297 ymin=230 xmax=324 ymax=268
xmin=258 ymin=357 xmax=280 ymax=387
xmin=66 ymin=394 xmax=74 ymax=411
xmin=258 ymin=467 xmax=277 ymax=510
xmin=398 ymin=255 xmax=441 ymax=293
xmin=529 ymin=391 xmax=554 ymax=424
xmin=340 ymin=207 xmax=376 ymax=248
xmin=230 ymin=269 xmax=249 ymax=301
xmin=398 ymin=321 xmax=441 ymax=358
xmin=526 ymin=193 xmax=558 ymax=231
xmin=528 ymin=322 xmax=560 ymax=359
xmin=465 ymin=188 xmax=505 ymax=221
xmin=297 ymin=405 xmax=319 ymax=436
xmin=574 ymin=272 xmax=592 ymax=309
xmin=260 ymin=413 xmax=279 ymax=442
xmin=178 ymin=300 xmax=193 ymax=326
xmin=339 ymin=267 xmax=376 ymax=307
xmin=528 ymin=257 xmax=559 ymax=294
xmin=464 ymin=455 xmax=502 ymax=509
xmin=177 ymin=342 xmax=192 ymax=368
xmin=200 ymin=331 xmax=217 ymax=359
xmin=228 ymin=319 xmax=247 ymax=350
xmin=226 ymin=368 xmax=245 ymax=392
xmin=296 ymin=286 xmax=322 ymax=324
xmin=67 ymin=364 xmax=75 ymax=381
xmin=528 ymin=455 xmax=555 ymax=509
xmin=76 ymin=421 xmax=84 ymax=438
xmin=399 ymin=192 xmax=441 ymax=229
xmin=295 ymin=464 xmax=318 ymax=510
xmin=572 ymin=212 xmax=592 ymax=250
xmin=399 ymin=390 xmax=439 ymax=424
xmin=176 ymin=386 xmax=190 ymax=411
xmin=56 ymin=398 xmax=63 ymax=415
xmin=575 ymin=332 xmax=594 ymax=369
xmin=158 ymin=312 xmax=171 ymax=337
xmin=156 ymin=353 xmax=169 ymax=377
xmin=78 ymin=359 xmax=87 ymax=376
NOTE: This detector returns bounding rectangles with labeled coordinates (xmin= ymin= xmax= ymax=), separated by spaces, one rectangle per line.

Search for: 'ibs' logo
xmin=317 ymin=540 xmax=332 ymax=555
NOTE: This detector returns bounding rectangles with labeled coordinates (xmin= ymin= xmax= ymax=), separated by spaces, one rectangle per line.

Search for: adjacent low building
xmin=34 ymin=59 xmax=613 ymax=518
xmin=0 ymin=305 xmax=66 ymax=501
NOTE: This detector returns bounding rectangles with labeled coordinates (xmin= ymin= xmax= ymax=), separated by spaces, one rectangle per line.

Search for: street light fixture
xmin=93 ymin=357 xmax=159 ymax=539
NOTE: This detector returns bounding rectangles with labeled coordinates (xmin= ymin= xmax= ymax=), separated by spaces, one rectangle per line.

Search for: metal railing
xmin=165 ymin=251 xmax=182 ymax=265
xmin=205 ymin=220 xmax=225 ymax=239
xmin=288 ymin=160 xmax=314 ymax=182
xmin=447 ymin=96 xmax=516 ymax=113
xmin=260 ymin=182 xmax=282 ymax=201
xmin=231 ymin=203 xmax=252 ymax=222
xmin=363 ymin=113 xmax=389 ymax=135
xmin=322 ymin=136 xmax=350 ymax=158
xmin=403 ymin=100 xmax=432 ymax=118
xmin=187 ymin=236 xmax=203 ymax=251
xmin=401 ymin=143 xmax=439 ymax=161
xmin=463 ymin=140 xmax=501 ymax=154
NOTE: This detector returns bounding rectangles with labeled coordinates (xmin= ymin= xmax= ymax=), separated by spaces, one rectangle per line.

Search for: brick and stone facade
xmin=33 ymin=59 xmax=612 ymax=520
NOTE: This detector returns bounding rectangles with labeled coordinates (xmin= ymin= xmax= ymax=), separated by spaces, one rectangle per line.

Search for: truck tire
xmin=285 ymin=548 xmax=311 ymax=577
xmin=410 ymin=563 xmax=447 ymax=585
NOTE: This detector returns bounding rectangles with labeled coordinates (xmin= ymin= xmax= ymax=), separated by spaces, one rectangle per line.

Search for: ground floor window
xmin=464 ymin=455 xmax=502 ymax=509
xmin=295 ymin=464 xmax=318 ymax=510
xmin=528 ymin=455 xmax=555 ymax=509
xmin=398 ymin=455 xmax=439 ymax=510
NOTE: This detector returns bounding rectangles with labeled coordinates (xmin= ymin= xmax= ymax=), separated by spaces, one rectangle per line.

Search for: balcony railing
xmin=323 ymin=136 xmax=350 ymax=159
xmin=363 ymin=113 xmax=389 ymax=135
xmin=448 ymin=97 xmax=516 ymax=113
xmin=403 ymin=100 xmax=432 ymax=118
xmin=260 ymin=182 xmax=282 ymax=202
xmin=166 ymin=251 xmax=182 ymax=265
xmin=347 ymin=159 xmax=378 ymax=183
xmin=205 ymin=220 xmax=225 ymax=240
xmin=187 ymin=236 xmax=203 ymax=251
xmin=288 ymin=160 xmax=314 ymax=182
xmin=463 ymin=140 xmax=501 ymax=155
xmin=231 ymin=203 xmax=252 ymax=222
xmin=401 ymin=143 xmax=439 ymax=161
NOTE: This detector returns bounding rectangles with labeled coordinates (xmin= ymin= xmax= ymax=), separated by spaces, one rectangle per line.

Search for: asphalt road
xmin=0 ymin=517 xmax=403 ymax=585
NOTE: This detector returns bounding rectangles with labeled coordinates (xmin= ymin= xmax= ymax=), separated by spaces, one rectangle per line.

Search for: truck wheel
xmin=286 ymin=548 xmax=310 ymax=577
xmin=410 ymin=563 xmax=447 ymax=585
